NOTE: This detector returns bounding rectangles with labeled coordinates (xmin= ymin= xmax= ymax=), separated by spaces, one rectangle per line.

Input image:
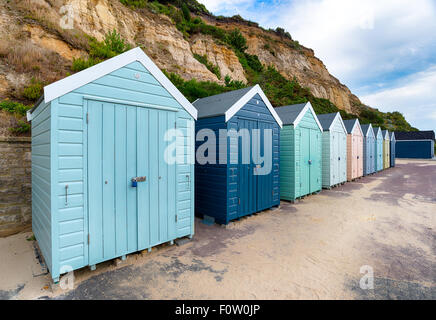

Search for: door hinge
xmin=87 ymin=234 xmax=90 ymax=244
xmin=238 ymin=198 xmax=241 ymax=205
xmin=86 ymin=112 xmax=89 ymax=124
xmin=175 ymin=214 xmax=178 ymax=222
xmin=174 ymin=121 xmax=177 ymax=129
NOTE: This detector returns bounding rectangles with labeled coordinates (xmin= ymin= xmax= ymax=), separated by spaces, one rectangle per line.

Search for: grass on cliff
xmin=0 ymin=100 xmax=31 ymax=134
xmin=193 ymin=54 xmax=221 ymax=79
xmin=68 ymin=5 xmax=417 ymax=132
xmin=72 ymin=30 xmax=132 ymax=72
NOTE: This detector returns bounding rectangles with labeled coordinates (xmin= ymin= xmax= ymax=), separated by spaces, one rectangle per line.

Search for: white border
xmin=373 ymin=127 xmax=382 ymax=139
xmin=40 ymin=47 xmax=197 ymax=119
xmin=362 ymin=123 xmax=375 ymax=138
xmin=225 ymin=84 xmax=283 ymax=128
xmin=293 ymin=102 xmax=323 ymax=131
xmin=347 ymin=118 xmax=363 ymax=136
xmin=331 ymin=112 xmax=347 ymax=133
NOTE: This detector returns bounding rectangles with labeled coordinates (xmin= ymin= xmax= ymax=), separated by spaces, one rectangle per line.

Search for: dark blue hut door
xmin=257 ymin=121 xmax=273 ymax=212
xmin=237 ymin=118 xmax=274 ymax=217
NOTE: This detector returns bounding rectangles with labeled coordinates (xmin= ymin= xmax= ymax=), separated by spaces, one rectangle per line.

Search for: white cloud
xmin=274 ymin=0 xmax=436 ymax=87
xmin=361 ymin=66 xmax=436 ymax=131
xmin=199 ymin=0 xmax=436 ymax=130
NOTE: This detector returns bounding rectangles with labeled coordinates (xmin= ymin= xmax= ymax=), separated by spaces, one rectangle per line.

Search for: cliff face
xmin=0 ymin=0 xmax=360 ymax=114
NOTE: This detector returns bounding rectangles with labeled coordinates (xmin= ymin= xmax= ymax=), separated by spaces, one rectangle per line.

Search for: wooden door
xmin=88 ymin=101 xmax=176 ymax=265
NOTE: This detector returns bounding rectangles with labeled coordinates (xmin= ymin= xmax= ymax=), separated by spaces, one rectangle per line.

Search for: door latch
xmin=308 ymin=160 xmax=312 ymax=165
xmin=131 ymin=176 xmax=146 ymax=187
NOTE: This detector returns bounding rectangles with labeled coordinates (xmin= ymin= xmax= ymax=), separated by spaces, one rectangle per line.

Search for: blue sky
xmin=198 ymin=0 xmax=436 ymax=131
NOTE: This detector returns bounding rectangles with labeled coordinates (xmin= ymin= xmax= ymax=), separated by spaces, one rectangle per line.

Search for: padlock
xmin=131 ymin=178 xmax=137 ymax=188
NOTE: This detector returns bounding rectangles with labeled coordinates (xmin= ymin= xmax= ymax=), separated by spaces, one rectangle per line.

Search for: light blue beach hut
xmin=373 ymin=126 xmax=384 ymax=172
xmin=27 ymin=48 xmax=197 ymax=282
xmin=317 ymin=112 xmax=347 ymax=188
xmin=361 ymin=124 xmax=376 ymax=175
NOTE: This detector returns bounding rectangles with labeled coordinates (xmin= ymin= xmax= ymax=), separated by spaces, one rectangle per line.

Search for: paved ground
xmin=0 ymin=159 xmax=435 ymax=300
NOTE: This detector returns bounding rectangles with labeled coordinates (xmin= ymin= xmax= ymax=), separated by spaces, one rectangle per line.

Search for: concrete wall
xmin=0 ymin=136 xmax=31 ymax=237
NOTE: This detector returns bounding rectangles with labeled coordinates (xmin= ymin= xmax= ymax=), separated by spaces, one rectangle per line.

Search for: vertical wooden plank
xmin=167 ymin=112 xmax=176 ymax=241
xmin=300 ymin=127 xmax=310 ymax=196
xmin=115 ymin=104 xmax=127 ymax=256
xmin=82 ymin=99 xmax=89 ymax=267
xmin=50 ymin=99 xmax=59 ymax=279
xmin=137 ymin=107 xmax=150 ymax=250
xmin=102 ymin=103 xmax=115 ymax=260
xmin=250 ymin=120 xmax=257 ymax=214
xmin=149 ymin=109 xmax=159 ymax=246
xmin=87 ymin=101 xmax=103 ymax=264
xmin=126 ymin=106 xmax=138 ymax=253
xmin=158 ymin=111 xmax=168 ymax=242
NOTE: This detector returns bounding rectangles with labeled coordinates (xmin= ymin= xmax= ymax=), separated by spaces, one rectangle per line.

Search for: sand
xmin=0 ymin=159 xmax=434 ymax=300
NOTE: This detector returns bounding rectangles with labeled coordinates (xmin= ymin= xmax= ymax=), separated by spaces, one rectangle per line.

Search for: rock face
xmin=190 ymin=34 xmax=247 ymax=83
xmin=0 ymin=0 xmax=361 ymax=113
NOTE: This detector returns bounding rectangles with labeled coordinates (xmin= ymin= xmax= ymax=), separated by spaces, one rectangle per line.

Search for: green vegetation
xmin=163 ymin=71 xmax=245 ymax=102
xmin=0 ymin=100 xmax=30 ymax=116
xmin=120 ymin=0 xmax=147 ymax=8
xmin=357 ymin=108 xmax=418 ymax=131
xmin=23 ymin=78 xmax=44 ymax=101
xmin=0 ymin=100 xmax=32 ymax=134
xmin=72 ymin=30 xmax=131 ymax=72
xmin=120 ymin=0 xmax=209 ymax=14
xmin=9 ymin=120 xmax=31 ymax=134
xmin=75 ymin=4 xmax=416 ymax=132
xmin=193 ymin=54 xmax=221 ymax=79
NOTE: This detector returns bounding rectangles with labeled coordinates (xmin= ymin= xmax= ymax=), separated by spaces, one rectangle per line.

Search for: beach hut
xmin=275 ymin=102 xmax=323 ymax=201
xmin=361 ymin=124 xmax=376 ymax=175
xmin=343 ymin=119 xmax=364 ymax=181
xmin=27 ymin=47 xmax=197 ymax=282
xmin=373 ymin=127 xmax=384 ymax=172
xmin=395 ymin=131 xmax=435 ymax=159
xmin=382 ymin=130 xmax=390 ymax=169
xmin=317 ymin=112 xmax=347 ymax=188
xmin=390 ymin=132 xmax=396 ymax=167
xmin=193 ymin=85 xmax=282 ymax=225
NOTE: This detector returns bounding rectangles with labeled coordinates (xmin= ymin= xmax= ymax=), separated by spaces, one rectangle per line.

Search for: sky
xmin=197 ymin=0 xmax=436 ymax=131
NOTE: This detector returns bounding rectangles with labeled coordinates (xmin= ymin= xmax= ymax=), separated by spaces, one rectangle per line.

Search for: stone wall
xmin=0 ymin=137 xmax=32 ymax=237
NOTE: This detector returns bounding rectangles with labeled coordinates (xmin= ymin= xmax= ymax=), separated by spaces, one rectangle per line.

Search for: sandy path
xmin=0 ymin=159 xmax=434 ymax=300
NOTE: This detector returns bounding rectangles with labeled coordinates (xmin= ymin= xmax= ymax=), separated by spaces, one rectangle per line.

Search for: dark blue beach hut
xmin=395 ymin=131 xmax=435 ymax=159
xmin=361 ymin=124 xmax=375 ymax=175
xmin=193 ymin=85 xmax=283 ymax=224
xmin=390 ymin=132 xmax=396 ymax=167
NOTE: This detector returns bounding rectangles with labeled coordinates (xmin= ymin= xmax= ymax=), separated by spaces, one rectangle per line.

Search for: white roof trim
xmin=225 ymin=84 xmax=283 ymax=128
xmin=363 ymin=123 xmax=374 ymax=137
xmin=390 ymin=132 xmax=396 ymax=141
xmin=331 ymin=112 xmax=347 ymax=133
xmin=383 ymin=131 xmax=390 ymax=140
xmin=349 ymin=119 xmax=363 ymax=136
xmin=293 ymin=102 xmax=323 ymax=132
xmin=40 ymin=47 xmax=197 ymax=119
xmin=373 ymin=127 xmax=382 ymax=138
